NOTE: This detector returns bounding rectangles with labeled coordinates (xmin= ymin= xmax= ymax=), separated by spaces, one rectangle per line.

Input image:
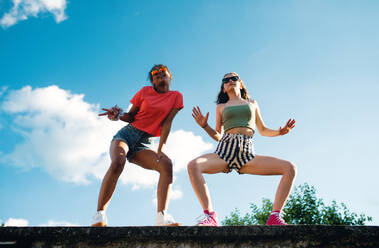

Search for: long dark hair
xmin=216 ymin=72 xmax=250 ymax=104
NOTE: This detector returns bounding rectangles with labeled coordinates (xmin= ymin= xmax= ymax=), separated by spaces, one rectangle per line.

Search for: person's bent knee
xmin=158 ymin=159 xmax=173 ymax=182
xmin=109 ymin=157 xmax=126 ymax=176
xmin=159 ymin=159 xmax=173 ymax=173
xmin=187 ymin=160 xmax=198 ymax=174
xmin=284 ymin=161 xmax=297 ymax=178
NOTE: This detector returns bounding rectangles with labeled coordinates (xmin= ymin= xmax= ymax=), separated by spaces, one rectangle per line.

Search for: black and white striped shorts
xmin=215 ymin=133 xmax=255 ymax=173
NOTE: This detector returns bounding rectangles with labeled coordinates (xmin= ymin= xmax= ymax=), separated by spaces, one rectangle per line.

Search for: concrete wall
xmin=1 ymin=226 xmax=378 ymax=248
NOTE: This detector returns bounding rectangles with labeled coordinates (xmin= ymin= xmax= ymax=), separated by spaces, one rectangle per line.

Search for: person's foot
xmin=196 ymin=210 xmax=219 ymax=226
xmin=266 ymin=211 xmax=288 ymax=225
xmin=91 ymin=210 xmax=107 ymax=227
xmin=156 ymin=211 xmax=180 ymax=226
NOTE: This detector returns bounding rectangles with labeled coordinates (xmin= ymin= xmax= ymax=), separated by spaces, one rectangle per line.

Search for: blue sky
xmin=1 ymin=0 xmax=378 ymax=226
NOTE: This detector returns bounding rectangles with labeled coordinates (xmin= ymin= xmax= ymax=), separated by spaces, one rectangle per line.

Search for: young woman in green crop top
xmin=188 ymin=72 xmax=296 ymax=226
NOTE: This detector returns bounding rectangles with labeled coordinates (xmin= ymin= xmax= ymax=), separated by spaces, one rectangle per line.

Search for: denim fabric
xmin=112 ymin=124 xmax=152 ymax=161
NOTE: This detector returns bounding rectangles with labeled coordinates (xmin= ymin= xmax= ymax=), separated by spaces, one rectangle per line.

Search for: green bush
xmin=222 ymin=183 xmax=372 ymax=225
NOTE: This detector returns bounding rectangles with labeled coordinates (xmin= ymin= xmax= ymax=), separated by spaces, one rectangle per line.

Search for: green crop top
xmin=222 ymin=104 xmax=256 ymax=132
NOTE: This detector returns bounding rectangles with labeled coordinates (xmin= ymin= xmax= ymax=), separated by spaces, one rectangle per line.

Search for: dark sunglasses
xmin=222 ymin=76 xmax=239 ymax=83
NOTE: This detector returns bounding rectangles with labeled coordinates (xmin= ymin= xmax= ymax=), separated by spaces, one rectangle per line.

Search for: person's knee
xmin=284 ymin=161 xmax=297 ymax=178
xmin=110 ymin=156 xmax=126 ymax=176
xmin=159 ymin=159 xmax=173 ymax=179
xmin=187 ymin=159 xmax=198 ymax=174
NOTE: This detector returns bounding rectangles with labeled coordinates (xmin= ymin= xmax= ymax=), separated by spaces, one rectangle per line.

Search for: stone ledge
xmin=0 ymin=226 xmax=378 ymax=248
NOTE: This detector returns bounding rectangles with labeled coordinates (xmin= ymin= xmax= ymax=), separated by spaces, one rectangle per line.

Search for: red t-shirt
xmin=130 ymin=86 xmax=183 ymax=137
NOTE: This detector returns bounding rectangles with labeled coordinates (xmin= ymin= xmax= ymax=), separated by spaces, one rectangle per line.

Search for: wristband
xmin=202 ymin=124 xmax=208 ymax=129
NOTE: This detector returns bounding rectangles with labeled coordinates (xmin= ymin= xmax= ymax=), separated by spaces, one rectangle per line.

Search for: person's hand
xmin=192 ymin=106 xmax=209 ymax=128
xmin=279 ymin=119 xmax=296 ymax=135
xmin=99 ymin=106 xmax=122 ymax=121
xmin=156 ymin=150 xmax=169 ymax=163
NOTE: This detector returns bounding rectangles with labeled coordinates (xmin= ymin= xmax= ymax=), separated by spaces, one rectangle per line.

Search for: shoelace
xmin=273 ymin=214 xmax=286 ymax=224
xmin=164 ymin=213 xmax=175 ymax=224
xmin=93 ymin=212 xmax=107 ymax=224
xmin=196 ymin=213 xmax=213 ymax=224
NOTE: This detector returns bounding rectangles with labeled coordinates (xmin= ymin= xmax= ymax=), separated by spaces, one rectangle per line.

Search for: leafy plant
xmin=222 ymin=183 xmax=372 ymax=225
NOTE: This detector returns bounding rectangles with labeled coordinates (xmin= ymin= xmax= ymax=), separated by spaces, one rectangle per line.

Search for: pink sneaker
xmin=196 ymin=210 xmax=219 ymax=226
xmin=266 ymin=211 xmax=288 ymax=225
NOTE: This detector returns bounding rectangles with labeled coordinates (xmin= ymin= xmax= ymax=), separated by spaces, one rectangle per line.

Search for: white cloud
xmin=170 ymin=188 xmax=183 ymax=200
xmin=2 ymin=218 xmax=77 ymax=226
xmin=4 ymin=218 xmax=29 ymax=226
xmin=152 ymin=187 xmax=183 ymax=207
xmin=1 ymin=85 xmax=213 ymax=188
xmin=152 ymin=130 xmax=214 ymax=173
xmin=0 ymin=0 xmax=67 ymax=28
xmin=119 ymin=130 xmax=214 ymax=187
xmin=1 ymin=85 xmax=122 ymax=184
xmin=39 ymin=220 xmax=78 ymax=226
xmin=0 ymin=86 xmax=7 ymax=97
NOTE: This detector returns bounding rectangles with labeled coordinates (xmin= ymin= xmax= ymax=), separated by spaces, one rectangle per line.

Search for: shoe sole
xmin=161 ymin=222 xmax=181 ymax=226
xmin=91 ymin=222 xmax=107 ymax=227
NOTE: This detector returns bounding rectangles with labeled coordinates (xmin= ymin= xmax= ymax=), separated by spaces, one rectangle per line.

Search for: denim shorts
xmin=112 ymin=124 xmax=152 ymax=161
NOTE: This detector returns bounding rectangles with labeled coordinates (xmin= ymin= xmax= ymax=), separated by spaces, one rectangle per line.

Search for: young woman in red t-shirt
xmin=92 ymin=64 xmax=183 ymax=226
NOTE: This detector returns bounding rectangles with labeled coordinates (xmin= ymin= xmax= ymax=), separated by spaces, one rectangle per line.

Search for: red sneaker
xmin=196 ymin=210 xmax=219 ymax=226
xmin=266 ymin=212 xmax=288 ymax=225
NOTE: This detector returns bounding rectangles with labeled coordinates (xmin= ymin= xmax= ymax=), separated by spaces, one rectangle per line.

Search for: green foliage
xmin=223 ymin=199 xmax=272 ymax=226
xmin=222 ymin=183 xmax=372 ymax=225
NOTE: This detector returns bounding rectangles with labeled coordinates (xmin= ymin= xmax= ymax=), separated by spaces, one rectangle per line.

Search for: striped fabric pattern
xmin=215 ymin=133 xmax=255 ymax=173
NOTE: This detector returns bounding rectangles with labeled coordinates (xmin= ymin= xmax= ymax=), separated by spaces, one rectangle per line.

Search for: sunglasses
xmin=151 ymin=67 xmax=168 ymax=76
xmin=222 ymin=76 xmax=239 ymax=83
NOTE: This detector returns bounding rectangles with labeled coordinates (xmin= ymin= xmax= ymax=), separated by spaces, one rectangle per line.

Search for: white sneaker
xmin=91 ymin=210 xmax=107 ymax=227
xmin=155 ymin=211 xmax=180 ymax=226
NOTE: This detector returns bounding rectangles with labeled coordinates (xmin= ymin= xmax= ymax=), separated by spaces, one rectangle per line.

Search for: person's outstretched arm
xmin=99 ymin=105 xmax=139 ymax=123
xmin=192 ymin=106 xmax=222 ymax=142
xmin=119 ymin=105 xmax=139 ymax=123
xmin=254 ymin=100 xmax=296 ymax=137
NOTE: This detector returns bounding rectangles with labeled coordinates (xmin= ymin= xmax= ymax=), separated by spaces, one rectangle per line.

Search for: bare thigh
xmin=238 ymin=155 xmax=291 ymax=175
xmin=191 ymin=153 xmax=229 ymax=174
xmin=110 ymin=139 xmax=129 ymax=162
xmin=130 ymin=149 xmax=166 ymax=172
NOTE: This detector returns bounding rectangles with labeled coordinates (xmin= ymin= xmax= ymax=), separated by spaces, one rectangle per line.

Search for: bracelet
xmin=202 ymin=124 xmax=208 ymax=129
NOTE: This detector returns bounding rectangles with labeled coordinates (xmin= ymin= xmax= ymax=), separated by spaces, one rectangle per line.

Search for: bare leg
xmin=238 ymin=155 xmax=297 ymax=211
xmin=187 ymin=153 xmax=228 ymax=212
xmin=96 ymin=139 xmax=128 ymax=211
xmin=131 ymin=150 xmax=173 ymax=212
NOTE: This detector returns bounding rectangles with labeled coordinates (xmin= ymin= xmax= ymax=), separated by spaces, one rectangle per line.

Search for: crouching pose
xmin=92 ymin=64 xmax=183 ymax=226
xmin=188 ymin=72 xmax=296 ymax=226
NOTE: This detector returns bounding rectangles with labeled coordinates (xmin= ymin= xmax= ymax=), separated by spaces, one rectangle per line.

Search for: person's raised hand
xmin=156 ymin=150 xmax=170 ymax=163
xmin=192 ymin=106 xmax=209 ymax=128
xmin=99 ymin=107 xmax=119 ymax=121
xmin=279 ymin=119 xmax=296 ymax=135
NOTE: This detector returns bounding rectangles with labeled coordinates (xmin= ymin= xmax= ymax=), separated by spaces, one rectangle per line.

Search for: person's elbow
xmin=257 ymin=125 xmax=268 ymax=136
